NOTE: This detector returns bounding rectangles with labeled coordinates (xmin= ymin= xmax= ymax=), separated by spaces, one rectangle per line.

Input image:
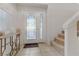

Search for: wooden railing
xmin=10 ymin=30 xmax=21 ymax=56
xmin=0 ymin=29 xmax=21 ymax=56
xmin=0 ymin=32 xmax=6 ymax=56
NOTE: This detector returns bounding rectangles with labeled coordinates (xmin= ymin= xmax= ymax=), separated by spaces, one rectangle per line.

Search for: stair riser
xmin=52 ymin=43 xmax=64 ymax=55
xmin=58 ymin=35 xmax=64 ymax=39
xmin=55 ymin=40 xmax=64 ymax=46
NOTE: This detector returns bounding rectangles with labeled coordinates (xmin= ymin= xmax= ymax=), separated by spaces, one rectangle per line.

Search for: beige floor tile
xmin=17 ymin=43 xmax=63 ymax=56
xmin=17 ymin=47 xmax=41 ymax=56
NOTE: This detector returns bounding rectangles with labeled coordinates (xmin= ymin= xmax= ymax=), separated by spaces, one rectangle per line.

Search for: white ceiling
xmin=15 ymin=3 xmax=48 ymax=9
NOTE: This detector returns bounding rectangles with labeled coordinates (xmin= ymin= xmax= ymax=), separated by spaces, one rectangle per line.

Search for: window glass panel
xmin=40 ymin=14 xmax=43 ymax=39
xmin=27 ymin=15 xmax=36 ymax=39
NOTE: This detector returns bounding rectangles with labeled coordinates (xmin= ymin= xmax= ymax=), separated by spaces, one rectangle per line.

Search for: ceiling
xmin=15 ymin=3 xmax=48 ymax=9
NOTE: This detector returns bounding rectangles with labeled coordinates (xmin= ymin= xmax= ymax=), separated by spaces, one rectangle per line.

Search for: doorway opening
xmin=26 ymin=14 xmax=43 ymax=40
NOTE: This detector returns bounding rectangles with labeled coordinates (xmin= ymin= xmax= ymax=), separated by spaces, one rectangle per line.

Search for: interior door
xmin=25 ymin=13 xmax=44 ymax=43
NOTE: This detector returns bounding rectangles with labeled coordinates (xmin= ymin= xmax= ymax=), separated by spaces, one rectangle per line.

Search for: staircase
xmin=51 ymin=31 xmax=64 ymax=55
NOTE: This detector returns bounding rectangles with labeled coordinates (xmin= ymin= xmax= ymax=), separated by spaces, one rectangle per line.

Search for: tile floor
xmin=39 ymin=43 xmax=63 ymax=56
xmin=17 ymin=43 xmax=63 ymax=56
xmin=17 ymin=47 xmax=41 ymax=56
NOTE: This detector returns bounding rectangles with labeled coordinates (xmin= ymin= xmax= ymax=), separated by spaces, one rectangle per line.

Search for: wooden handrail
xmin=63 ymin=12 xmax=79 ymax=29
xmin=0 ymin=32 xmax=6 ymax=56
xmin=10 ymin=29 xmax=21 ymax=56
xmin=0 ymin=29 xmax=21 ymax=56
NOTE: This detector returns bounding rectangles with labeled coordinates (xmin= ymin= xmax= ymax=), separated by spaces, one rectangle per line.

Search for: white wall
xmin=63 ymin=12 xmax=79 ymax=56
xmin=47 ymin=3 xmax=79 ymax=44
xmin=0 ymin=4 xmax=17 ymax=15
xmin=0 ymin=3 xmax=17 ymax=32
xmin=0 ymin=3 xmax=18 ymax=55
xmin=16 ymin=5 xmax=47 ymax=44
xmin=16 ymin=3 xmax=79 ymax=45
xmin=64 ymin=20 xmax=78 ymax=56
